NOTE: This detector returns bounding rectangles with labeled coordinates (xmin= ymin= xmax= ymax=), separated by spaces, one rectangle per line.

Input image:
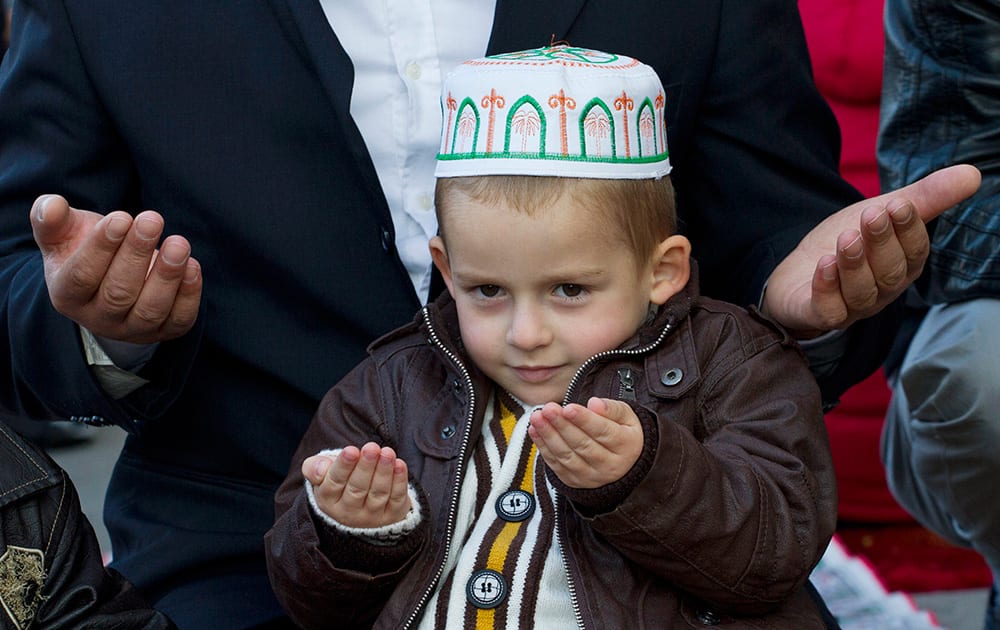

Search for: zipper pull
xmin=617 ymin=367 xmax=637 ymax=401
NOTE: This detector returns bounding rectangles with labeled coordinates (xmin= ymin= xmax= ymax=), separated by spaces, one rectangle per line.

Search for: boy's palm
xmin=303 ymin=442 xmax=411 ymax=529
xmin=529 ymin=397 xmax=643 ymax=489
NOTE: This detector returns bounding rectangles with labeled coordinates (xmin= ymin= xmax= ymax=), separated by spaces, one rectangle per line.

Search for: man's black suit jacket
xmin=0 ymin=0 xmax=878 ymax=625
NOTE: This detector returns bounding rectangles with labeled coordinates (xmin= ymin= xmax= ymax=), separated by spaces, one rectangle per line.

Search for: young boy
xmin=266 ymin=45 xmax=837 ymax=629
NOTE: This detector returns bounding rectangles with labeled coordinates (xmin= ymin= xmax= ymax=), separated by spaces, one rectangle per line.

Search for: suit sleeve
xmin=0 ymin=0 xmax=201 ymax=431
xmin=678 ymin=0 xmax=901 ymax=401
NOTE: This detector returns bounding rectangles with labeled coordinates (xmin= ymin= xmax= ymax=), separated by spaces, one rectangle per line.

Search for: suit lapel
xmin=487 ymin=0 xmax=588 ymax=54
xmin=264 ymin=0 xmax=353 ymax=132
xmin=263 ymin=0 xmax=389 ymax=219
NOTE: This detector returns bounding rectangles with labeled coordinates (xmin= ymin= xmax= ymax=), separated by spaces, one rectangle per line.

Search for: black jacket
xmin=0 ymin=419 xmax=174 ymax=629
xmin=879 ymin=0 xmax=1000 ymax=305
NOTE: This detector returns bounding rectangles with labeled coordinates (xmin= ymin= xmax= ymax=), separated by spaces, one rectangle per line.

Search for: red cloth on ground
xmin=823 ymin=369 xmax=913 ymax=522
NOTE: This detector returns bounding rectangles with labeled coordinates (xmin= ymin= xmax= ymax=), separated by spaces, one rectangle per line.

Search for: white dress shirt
xmin=320 ymin=0 xmax=495 ymax=303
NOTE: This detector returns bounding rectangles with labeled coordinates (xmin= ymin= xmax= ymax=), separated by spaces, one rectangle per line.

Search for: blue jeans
xmin=881 ymin=299 xmax=1000 ymax=585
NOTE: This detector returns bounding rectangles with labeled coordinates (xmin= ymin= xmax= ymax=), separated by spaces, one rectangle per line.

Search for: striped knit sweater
xmin=417 ymin=392 xmax=577 ymax=629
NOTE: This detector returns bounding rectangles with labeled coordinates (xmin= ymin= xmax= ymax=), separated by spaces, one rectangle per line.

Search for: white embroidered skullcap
xmin=435 ymin=45 xmax=671 ymax=180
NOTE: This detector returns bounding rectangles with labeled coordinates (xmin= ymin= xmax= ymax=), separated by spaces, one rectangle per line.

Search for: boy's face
xmin=430 ymin=189 xmax=688 ymax=406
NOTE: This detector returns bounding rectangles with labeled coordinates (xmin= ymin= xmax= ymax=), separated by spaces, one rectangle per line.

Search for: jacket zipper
xmin=401 ymin=307 xmax=479 ymax=630
xmin=556 ymin=319 xmax=676 ymax=629
xmin=617 ymin=367 xmax=637 ymax=400
xmin=407 ymin=308 xmax=674 ymax=628
xmin=562 ymin=320 xmax=674 ymax=405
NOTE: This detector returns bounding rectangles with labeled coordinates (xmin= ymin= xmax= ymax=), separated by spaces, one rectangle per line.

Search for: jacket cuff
xmin=305 ymin=479 xmax=422 ymax=544
xmin=547 ymin=402 xmax=660 ymax=514
xmin=305 ymin=449 xmax=427 ymax=573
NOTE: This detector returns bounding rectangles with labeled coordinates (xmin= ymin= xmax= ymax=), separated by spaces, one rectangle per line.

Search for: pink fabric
xmin=799 ymin=0 xmax=883 ymax=198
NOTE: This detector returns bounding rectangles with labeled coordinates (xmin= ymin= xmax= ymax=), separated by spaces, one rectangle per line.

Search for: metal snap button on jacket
xmin=696 ymin=607 xmax=721 ymax=625
xmin=661 ymin=368 xmax=683 ymax=386
xmin=466 ymin=569 xmax=508 ymax=609
xmin=495 ymin=489 xmax=535 ymax=522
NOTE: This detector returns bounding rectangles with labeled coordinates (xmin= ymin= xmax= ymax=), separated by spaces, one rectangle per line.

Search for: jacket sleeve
xmin=585 ymin=318 xmax=835 ymax=613
xmin=265 ymin=358 xmax=427 ymax=630
xmin=0 ymin=0 xmax=201 ymax=432
xmin=879 ymin=0 xmax=1000 ymax=303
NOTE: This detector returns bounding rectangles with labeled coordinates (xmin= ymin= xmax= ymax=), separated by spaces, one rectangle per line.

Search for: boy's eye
xmin=555 ymin=284 xmax=583 ymax=298
xmin=477 ymin=285 xmax=501 ymax=297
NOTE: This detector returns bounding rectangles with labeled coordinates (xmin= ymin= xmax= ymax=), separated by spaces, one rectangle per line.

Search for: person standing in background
xmin=878 ymin=1 xmax=1000 ymax=628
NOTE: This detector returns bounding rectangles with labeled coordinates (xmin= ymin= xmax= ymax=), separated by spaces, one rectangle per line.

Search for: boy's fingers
xmin=301 ymin=455 xmax=332 ymax=485
xmin=388 ymin=459 xmax=410 ymax=514
xmin=588 ymin=398 xmax=639 ymax=427
xmin=342 ymin=442 xmax=381 ymax=502
xmin=365 ymin=447 xmax=398 ymax=509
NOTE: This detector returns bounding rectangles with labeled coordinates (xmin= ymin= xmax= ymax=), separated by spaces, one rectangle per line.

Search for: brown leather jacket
xmin=266 ymin=278 xmax=836 ymax=629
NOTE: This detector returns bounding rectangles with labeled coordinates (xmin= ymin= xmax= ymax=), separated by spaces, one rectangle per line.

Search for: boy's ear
xmin=428 ymin=236 xmax=456 ymax=297
xmin=649 ymin=235 xmax=691 ymax=305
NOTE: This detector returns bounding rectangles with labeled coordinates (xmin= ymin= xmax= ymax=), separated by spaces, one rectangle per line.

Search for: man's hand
xmin=764 ymin=164 xmax=981 ymax=337
xmin=303 ymin=443 xmax=412 ymax=528
xmin=30 ymin=194 xmax=202 ymax=344
xmin=529 ymin=397 xmax=643 ymax=489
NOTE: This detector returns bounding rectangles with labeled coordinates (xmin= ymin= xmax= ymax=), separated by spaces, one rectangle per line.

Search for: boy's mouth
xmin=512 ymin=365 xmax=561 ymax=383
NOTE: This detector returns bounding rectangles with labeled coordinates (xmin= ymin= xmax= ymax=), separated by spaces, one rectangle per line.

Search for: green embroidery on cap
xmin=503 ymin=96 xmax=547 ymax=156
xmin=488 ymin=46 xmax=620 ymax=66
xmin=579 ymin=98 xmax=617 ymax=159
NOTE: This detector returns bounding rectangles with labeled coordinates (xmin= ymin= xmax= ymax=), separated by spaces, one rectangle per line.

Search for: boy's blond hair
xmin=435 ymin=176 xmax=676 ymax=269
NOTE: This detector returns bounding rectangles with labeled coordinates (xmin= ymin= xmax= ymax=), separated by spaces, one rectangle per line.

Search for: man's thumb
xmin=29 ymin=194 xmax=74 ymax=249
xmin=904 ymin=164 xmax=981 ymax=224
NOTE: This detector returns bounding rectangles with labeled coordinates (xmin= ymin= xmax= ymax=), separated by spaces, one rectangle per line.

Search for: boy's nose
xmin=506 ymin=302 xmax=552 ymax=350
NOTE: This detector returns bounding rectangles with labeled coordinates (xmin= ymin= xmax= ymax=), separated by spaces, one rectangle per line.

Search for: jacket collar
xmin=0 ymin=421 xmax=61 ymax=508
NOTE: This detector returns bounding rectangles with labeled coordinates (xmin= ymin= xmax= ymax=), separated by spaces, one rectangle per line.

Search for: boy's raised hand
xmin=302 ymin=442 xmax=411 ymax=528
xmin=528 ymin=397 xmax=643 ymax=489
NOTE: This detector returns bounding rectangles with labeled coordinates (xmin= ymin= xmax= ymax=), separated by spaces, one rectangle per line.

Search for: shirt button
xmin=417 ymin=193 xmax=433 ymax=211
xmin=466 ymin=569 xmax=507 ymax=609
xmin=405 ymin=61 xmax=422 ymax=81
xmin=495 ymin=489 xmax=535 ymax=522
